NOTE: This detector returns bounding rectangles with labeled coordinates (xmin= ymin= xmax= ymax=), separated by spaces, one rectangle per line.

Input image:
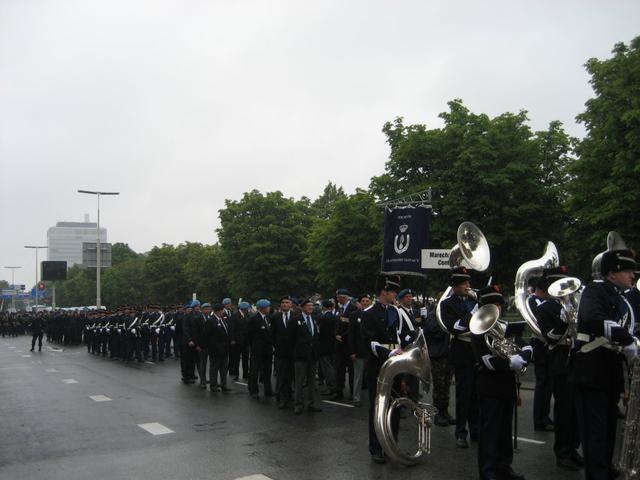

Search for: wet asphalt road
xmin=0 ymin=336 xmax=583 ymax=480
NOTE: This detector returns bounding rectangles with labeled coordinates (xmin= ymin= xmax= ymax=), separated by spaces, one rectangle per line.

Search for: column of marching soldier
xmin=4 ymin=250 xmax=639 ymax=480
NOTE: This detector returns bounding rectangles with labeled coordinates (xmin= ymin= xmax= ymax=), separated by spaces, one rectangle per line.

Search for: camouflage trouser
xmin=431 ymin=356 xmax=453 ymax=413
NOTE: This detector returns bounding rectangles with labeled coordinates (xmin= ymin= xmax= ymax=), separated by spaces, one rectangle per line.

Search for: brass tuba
xmin=436 ymin=222 xmax=491 ymax=333
xmin=547 ymin=276 xmax=582 ymax=347
xmin=514 ymin=242 xmax=559 ymax=342
xmin=470 ymin=304 xmax=526 ymax=374
xmin=374 ymin=329 xmax=438 ymax=465
xmin=592 ymin=231 xmax=628 ymax=280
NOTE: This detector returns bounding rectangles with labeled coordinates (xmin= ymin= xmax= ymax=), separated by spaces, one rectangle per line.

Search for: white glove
xmin=466 ymin=289 xmax=478 ymax=301
xmin=623 ymin=341 xmax=638 ymax=362
xmin=155 ymin=328 xmax=160 ymax=335
xmin=509 ymin=354 xmax=527 ymax=371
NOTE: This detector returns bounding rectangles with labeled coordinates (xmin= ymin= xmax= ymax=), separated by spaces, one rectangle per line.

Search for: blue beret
xmin=239 ymin=301 xmax=251 ymax=309
xmin=184 ymin=303 xmax=193 ymax=308
xmin=191 ymin=300 xmax=201 ymax=308
xmin=256 ymin=299 xmax=271 ymax=308
xmin=222 ymin=298 xmax=232 ymax=305
xmin=201 ymin=303 xmax=211 ymax=309
xmin=398 ymin=288 xmax=413 ymax=299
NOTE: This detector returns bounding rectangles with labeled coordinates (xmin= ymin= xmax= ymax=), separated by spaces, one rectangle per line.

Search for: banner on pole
xmin=381 ymin=205 xmax=432 ymax=277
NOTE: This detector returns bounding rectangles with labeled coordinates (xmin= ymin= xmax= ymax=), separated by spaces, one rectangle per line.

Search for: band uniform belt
xmin=455 ymin=336 xmax=471 ymax=343
xmin=382 ymin=343 xmax=398 ymax=350
xmin=576 ymin=333 xmax=617 ymax=353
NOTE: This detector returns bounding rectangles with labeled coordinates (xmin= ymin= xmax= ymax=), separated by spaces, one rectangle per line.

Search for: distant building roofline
xmin=54 ymin=222 xmax=99 ymax=228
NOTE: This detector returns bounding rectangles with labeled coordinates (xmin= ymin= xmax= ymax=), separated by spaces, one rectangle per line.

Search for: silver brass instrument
xmin=470 ymin=304 xmax=526 ymax=374
xmin=436 ymin=222 xmax=491 ymax=333
xmin=618 ymin=351 xmax=640 ymax=479
xmin=547 ymin=276 xmax=582 ymax=348
xmin=514 ymin=242 xmax=559 ymax=342
xmin=592 ymin=231 xmax=628 ymax=280
xmin=374 ymin=330 xmax=438 ymax=465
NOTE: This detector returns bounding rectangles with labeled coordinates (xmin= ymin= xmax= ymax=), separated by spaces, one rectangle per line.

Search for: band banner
xmin=381 ymin=205 xmax=432 ymax=277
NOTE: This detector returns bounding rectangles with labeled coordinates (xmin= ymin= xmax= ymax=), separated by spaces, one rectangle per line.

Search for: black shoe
xmin=534 ymin=424 xmax=555 ymax=432
xmin=556 ymin=457 xmax=580 ymax=471
xmin=570 ymin=452 xmax=584 ymax=467
xmin=371 ymin=452 xmax=386 ymax=464
xmin=264 ymin=391 xmax=275 ymax=397
xmin=434 ymin=414 xmax=449 ymax=427
xmin=456 ymin=437 xmax=469 ymax=448
xmin=220 ymin=386 xmax=231 ymax=392
xmin=250 ymin=393 xmax=259 ymax=399
xmin=320 ymin=390 xmax=334 ymax=396
xmin=277 ymin=402 xmax=286 ymax=409
xmin=233 ymin=376 xmax=239 ymax=381
xmin=30 ymin=348 xmax=34 ymax=352
xmin=497 ymin=467 xmax=525 ymax=480
xmin=470 ymin=433 xmax=479 ymax=442
xmin=294 ymin=406 xmax=303 ymax=414
xmin=211 ymin=386 xmax=222 ymax=392
xmin=330 ymin=392 xmax=343 ymax=401
xmin=444 ymin=412 xmax=456 ymax=425
xmin=307 ymin=405 xmax=322 ymax=413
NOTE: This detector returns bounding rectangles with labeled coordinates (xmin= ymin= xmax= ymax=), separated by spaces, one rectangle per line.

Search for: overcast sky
xmin=1 ymin=0 xmax=638 ymax=287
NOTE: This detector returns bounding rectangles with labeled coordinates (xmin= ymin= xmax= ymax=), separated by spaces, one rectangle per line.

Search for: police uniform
xmin=570 ymin=249 xmax=639 ymax=480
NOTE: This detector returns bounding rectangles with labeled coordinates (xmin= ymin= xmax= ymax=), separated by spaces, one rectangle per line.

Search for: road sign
xmin=421 ymin=249 xmax=451 ymax=269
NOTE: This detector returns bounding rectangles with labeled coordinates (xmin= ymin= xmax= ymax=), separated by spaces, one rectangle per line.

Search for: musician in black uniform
xmin=291 ymin=299 xmax=322 ymax=414
xmin=535 ymin=267 xmax=583 ymax=471
xmin=361 ymin=276 xmax=401 ymax=464
xmin=570 ymin=249 xmax=638 ymax=480
xmin=528 ymin=277 xmax=555 ymax=432
xmin=471 ymin=285 xmax=531 ymax=480
xmin=349 ymin=294 xmax=371 ymax=407
xmin=440 ymin=266 xmax=479 ymax=448
xmin=247 ymin=299 xmax=274 ymax=399
xmin=271 ymin=296 xmax=295 ymax=409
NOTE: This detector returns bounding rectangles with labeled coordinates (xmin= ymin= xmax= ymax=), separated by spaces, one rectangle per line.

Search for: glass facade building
xmin=47 ymin=222 xmax=107 ymax=267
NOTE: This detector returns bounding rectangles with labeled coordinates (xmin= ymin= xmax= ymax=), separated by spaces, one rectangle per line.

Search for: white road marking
xmin=8 ymin=346 xmax=16 ymax=349
xmin=513 ymin=436 xmax=546 ymax=445
xmin=234 ymin=475 xmax=274 ymax=480
xmin=145 ymin=361 xmax=155 ymax=365
xmin=89 ymin=395 xmax=112 ymax=402
xmin=46 ymin=346 xmax=64 ymax=352
xmin=322 ymin=400 xmax=355 ymax=408
xmin=138 ymin=422 xmax=174 ymax=435
xmin=45 ymin=368 xmax=58 ymax=372
xmin=16 ymin=350 xmax=23 ymax=353
xmin=234 ymin=381 xmax=248 ymax=386
xmin=21 ymin=355 xmax=31 ymax=358
xmin=62 ymin=379 xmax=79 ymax=384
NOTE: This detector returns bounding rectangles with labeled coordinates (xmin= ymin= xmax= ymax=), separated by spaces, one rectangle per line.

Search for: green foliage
xmin=218 ymin=190 xmax=315 ymax=300
xmin=568 ymin=37 xmax=640 ymax=275
xmin=310 ymin=182 xmax=347 ymax=219
xmin=307 ymin=190 xmax=383 ymax=295
xmin=111 ymin=243 xmax=139 ymax=265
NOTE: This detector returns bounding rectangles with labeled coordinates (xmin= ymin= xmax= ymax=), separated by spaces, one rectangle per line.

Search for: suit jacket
xmin=270 ymin=310 xmax=295 ymax=359
xmin=441 ymin=295 xmax=477 ymax=368
xmin=247 ymin=312 xmax=273 ymax=354
xmin=290 ymin=313 xmax=319 ymax=363
xmin=185 ymin=312 xmax=207 ymax=348
xmin=204 ymin=313 xmax=230 ymax=355
xmin=423 ymin=306 xmax=449 ymax=359
xmin=348 ymin=307 xmax=370 ymax=359
xmin=318 ymin=311 xmax=337 ymax=357
xmin=229 ymin=310 xmax=249 ymax=345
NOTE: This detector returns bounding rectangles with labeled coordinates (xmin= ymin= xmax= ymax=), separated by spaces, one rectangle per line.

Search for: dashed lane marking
xmin=89 ymin=395 xmax=112 ymax=402
xmin=322 ymin=400 xmax=355 ymax=408
xmin=21 ymin=355 xmax=31 ymax=358
xmin=62 ymin=379 xmax=79 ymax=384
xmin=8 ymin=346 xmax=16 ymax=349
xmin=138 ymin=422 xmax=174 ymax=435
xmin=46 ymin=346 xmax=64 ymax=352
xmin=45 ymin=368 xmax=57 ymax=372
xmin=514 ymin=436 xmax=546 ymax=445
xmin=234 ymin=475 xmax=274 ymax=480
xmin=234 ymin=381 xmax=248 ymax=386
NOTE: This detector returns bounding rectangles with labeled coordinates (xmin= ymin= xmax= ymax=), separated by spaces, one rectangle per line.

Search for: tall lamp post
xmin=78 ymin=190 xmax=119 ymax=309
xmin=3 ymin=266 xmax=22 ymax=310
xmin=24 ymin=246 xmax=47 ymax=309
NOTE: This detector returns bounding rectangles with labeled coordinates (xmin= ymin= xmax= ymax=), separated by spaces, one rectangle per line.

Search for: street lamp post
xmin=24 ymin=246 xmax=47 ymax=309
xmin=3 ymin=266 xmax=22 ymax=310
xmin=78 ymin=190 xmax=119 ymax=309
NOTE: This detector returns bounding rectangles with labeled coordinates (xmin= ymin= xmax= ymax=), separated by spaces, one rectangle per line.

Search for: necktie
xmin=306 ymin=315 xmax=313 ymax=335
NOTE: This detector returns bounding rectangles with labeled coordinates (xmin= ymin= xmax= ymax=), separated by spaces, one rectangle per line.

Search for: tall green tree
xmin=568 ymin=37 xmax=640 ymax=274
xmin=306 ymin=190 xmax=383 ymax=295
xmin=310 ymin=182 xmax=347 ymax=219
xmin=218 ymin=190 xmax=315 ymax=300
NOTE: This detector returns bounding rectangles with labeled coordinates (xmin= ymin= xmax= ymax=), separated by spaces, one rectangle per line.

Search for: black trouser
xmin=552 ymin=374 xmax=580 ymax=460
xmin=275 ymin=356 xmax=293 ymax=403
xmin=31 ymin=331 xmax=43 ymax=350
xmin=478 ymin=394 xmax=515 ymax=480
xmin=574 ymin=384 xmax=619 ymax=480
xmin=533 ymin=349 xmax=553 ymax=427
xmin=454 ymin=365 xmax=479 ymax=439
xmin=335 ymin=344 xmax=353 ymax=395
xmin=249 ymin=350 xmax=273 ymax=395
xmin=183 ymin=344 xmax=197 ymax=380
xmin=367 ymin=376 xmax=399 ymax=455
xmin=229 ymin=343 xmax=249 ymax=377
xmin=210 ymin=353 xmax=229 ymax=387
xmin=431 ymin=356 xmax=453 ymax=414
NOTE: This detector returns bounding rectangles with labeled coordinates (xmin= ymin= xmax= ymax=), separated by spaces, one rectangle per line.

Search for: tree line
xmin=53 ymin=37 xmax=640 ymax=308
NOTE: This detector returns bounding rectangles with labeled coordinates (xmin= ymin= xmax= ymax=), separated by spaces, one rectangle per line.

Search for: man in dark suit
xmin=181 ymin=302 xmax=199 ymax=384
xmin=570 ymin=249 xmax=638 ymax=480
xmin=334 ymin=289 xmax=358 ymax=401
xmin=318 ymin=299 xmax=337 ymax=396
xmin=205 ymin=303 xmax=231 ymax=392
xmin=193 ymin=302 xmax=210 ymax=389
xmin=441 ymin=266 xmax=479 ymax=448
xmin=349 ymin=294 xmax=372 ymax=407
xmin=229 ymin=301 xmax=251 ymax=380
xmin=271 ymin=296 xmax=295 ymax=409
xmin=291 ymin=299 xmax=322 ymax=414
xmin=247 ymin=299 xmax=274 ymax=399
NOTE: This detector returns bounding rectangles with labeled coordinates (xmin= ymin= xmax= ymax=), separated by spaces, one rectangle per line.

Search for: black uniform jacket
xmin=229 ymin=310 xmax=249 ymax=345
xmin=423 ymin=307 xmax=449 ymax=359
xmin=348 ymin=307 xmax=370 ymax=359
xmin=536 ymin=299 xmax=570 ymax=376
xmin=204 ymin=314 xmax=230 ymax=356
xmin=471 ymin=332 xmax=516 ymax=399
xmin=247 ymin=312 xmax=273 ymax=355
xmin=336 ymin=301 xmax=358 ymax=346
xmin=441 ymin=295 xmax=477 ymax=368
xmin=290 ymin=313 xmax=319 ymax=363
xmin=270 ymin=311 xmax=295 ymax=359
xmin=361 ymin=302 xmax=396 ymax=379
xmin=570 ymin=280 xmax=634 ymax=392
xmin=185 ymin=312 xmax=208 ymax=349
xmin=317 ymin=311 xmax=337 ymax=357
